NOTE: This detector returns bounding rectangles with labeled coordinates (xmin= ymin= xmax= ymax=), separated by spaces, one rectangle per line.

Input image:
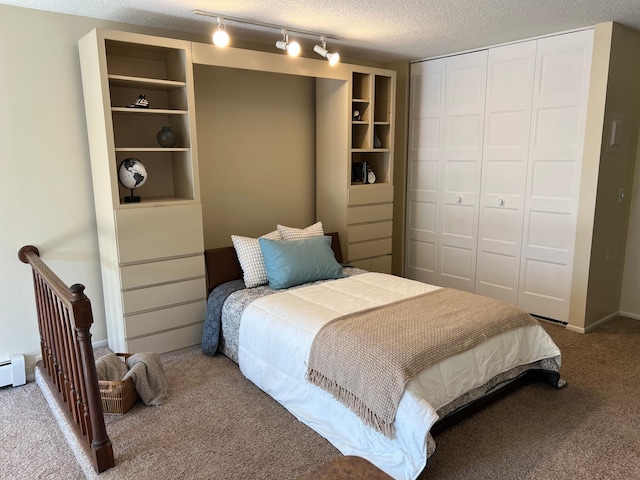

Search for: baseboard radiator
xmin=0 ymin=355 xmax=26 ymax=387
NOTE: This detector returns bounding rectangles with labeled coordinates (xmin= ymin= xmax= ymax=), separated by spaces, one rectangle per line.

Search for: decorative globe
xmin=118 ymin=158 xmax=148 ymax=190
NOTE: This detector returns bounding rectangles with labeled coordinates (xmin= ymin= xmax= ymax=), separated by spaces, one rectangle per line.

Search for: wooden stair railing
xmin=19 ymin=245 xmax=114 ymax=473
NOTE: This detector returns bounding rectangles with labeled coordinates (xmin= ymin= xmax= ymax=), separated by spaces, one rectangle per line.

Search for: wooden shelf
xmin=111 ymin=107 xmax=188 ymax=115
xmin=352 ymin=148 xmax=391 ymax=153
xmin=116 ymin=196 xmax=196 ymax=207
xmin=115 ymin=147 xmax=190 ymax=152
xmin=108 ymin=74 xmax=186 ymax=90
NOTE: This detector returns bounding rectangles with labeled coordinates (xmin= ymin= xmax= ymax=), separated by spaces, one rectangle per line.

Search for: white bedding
xmin=238 ymin=272 xmax=561 ymax=480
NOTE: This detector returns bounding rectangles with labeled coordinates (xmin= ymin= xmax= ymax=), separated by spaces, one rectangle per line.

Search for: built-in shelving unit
xmin=317 ymin=65 xmax=396 ymax=273
xmin=103 ymin=39 xmax=197 ymax=207
xmin=79 ymin=28 xmax=206 ymax=354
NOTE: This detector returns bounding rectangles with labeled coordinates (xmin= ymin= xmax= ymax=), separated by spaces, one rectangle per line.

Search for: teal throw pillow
xmin=258 ymin=235 xmax=342 ymax=290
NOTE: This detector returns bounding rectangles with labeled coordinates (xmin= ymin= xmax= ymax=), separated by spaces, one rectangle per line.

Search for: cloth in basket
xmin=96 ymin=352 xmax=168 ymax=406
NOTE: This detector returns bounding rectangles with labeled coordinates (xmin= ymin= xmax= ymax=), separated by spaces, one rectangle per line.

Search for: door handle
xmin=456 ymin=195 xmax=463 ymax=204
xmin=497 ymin=198 xmax=505 ymax=206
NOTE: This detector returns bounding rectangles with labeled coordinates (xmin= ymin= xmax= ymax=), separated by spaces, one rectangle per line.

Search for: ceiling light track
xmin=194 ymin=9 xmax=341 ymax=64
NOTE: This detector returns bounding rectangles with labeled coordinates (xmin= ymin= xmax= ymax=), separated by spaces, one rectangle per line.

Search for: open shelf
xmin=115 ymin=150 xmax=196 ymax=206
xmin=108 ymin=74 xmax=186 ymax=90
xmin=352 ymin=72 xmax=371 ymax=101
xmin=351 ymin=151 xmax=392 ymax=185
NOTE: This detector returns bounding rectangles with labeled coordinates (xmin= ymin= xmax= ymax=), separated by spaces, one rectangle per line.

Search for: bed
xmin=202 ymin=228 xmax=564 ymax=480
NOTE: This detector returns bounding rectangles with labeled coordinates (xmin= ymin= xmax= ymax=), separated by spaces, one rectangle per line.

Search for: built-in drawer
xmin=126 ymin=322 xmax=203 ymax=354
xmin=348 ymin=238 xmax=392 ymax=261
xmin=349 ymin=255 xmax=392 ymax=274
xmin=115 ymin=204 xmax=204 ymax=264
xmin=121 ymin=277 xmax=206 ymax=315
xmin=370 ymin=255 xmax=392 ymax=274
xmin=348 ymin=221 xmax=392 ymax=243
xmin=348 ymin=203 xmax=393 ymax=224
xmin=348 ymin=183 xmax=394 ymax=206
xmin=120 ymin=255 xmax=205 ymax=290
xmin=124 ymin=300 xmax=206 ymax=338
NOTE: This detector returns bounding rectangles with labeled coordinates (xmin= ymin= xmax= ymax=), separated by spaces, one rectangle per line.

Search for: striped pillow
xmin=277 ymin=221 xmax=324 ymax=241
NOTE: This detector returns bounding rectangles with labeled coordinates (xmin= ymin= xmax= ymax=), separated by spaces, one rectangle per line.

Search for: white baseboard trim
xmin=618 ymin=310 xmax=640 ymax=320
xmin=565 ymin=324 xmax=585 ymax=334
xmin=567 ymin=311 xmax=631 ymax=334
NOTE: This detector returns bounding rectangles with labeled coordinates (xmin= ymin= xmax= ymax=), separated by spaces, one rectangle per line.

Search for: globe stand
xmin=124 ymin=188 xmax=140 ymax=203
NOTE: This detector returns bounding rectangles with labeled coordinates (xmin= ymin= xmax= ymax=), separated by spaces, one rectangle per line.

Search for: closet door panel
xmin=519 ymin=30 xmax=593 ymax=321
xmin=476 ymin=40 xmax=536 ymax=303
xmin=438 ymin=50 xmax=487 ymax=291
xmin=406 ymin=59 xmax=445 ymax=284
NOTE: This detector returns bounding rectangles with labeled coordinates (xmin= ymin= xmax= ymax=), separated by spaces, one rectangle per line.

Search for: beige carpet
xmin=1 ymin=317 xmax=639 ymax=480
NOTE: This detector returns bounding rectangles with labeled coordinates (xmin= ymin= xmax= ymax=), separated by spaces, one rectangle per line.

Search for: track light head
xmin=314 ymin=36 xmax=340 ymax=65
xmin=212 ymin=17 xmax=230 ymax=47
xmin=276 ymin=30 xmax=301 ymax=56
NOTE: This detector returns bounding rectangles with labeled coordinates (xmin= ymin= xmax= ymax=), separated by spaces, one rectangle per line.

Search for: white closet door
xmin=437 ymin=51 xmax=488 ymax=291
xmin=405 ymin=59 xmax=445 ymax=284
xmin=475 ymin=41 xmax=536 ymax=304
xmin=518 ymin=30 xmax=593 ymax=321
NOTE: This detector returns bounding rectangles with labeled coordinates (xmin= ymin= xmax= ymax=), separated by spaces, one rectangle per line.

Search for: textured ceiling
xmin=3 ymin=0 xmax=640 ymax=62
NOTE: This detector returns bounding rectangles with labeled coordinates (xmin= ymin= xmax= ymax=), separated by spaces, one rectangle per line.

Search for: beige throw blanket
xmin=305 ymin=288 xmax=538 ymax=438
xmin=123 ymin=352 xmax=168 ymax=406
xmin=95 ymin=352 xmax=168 ymax=406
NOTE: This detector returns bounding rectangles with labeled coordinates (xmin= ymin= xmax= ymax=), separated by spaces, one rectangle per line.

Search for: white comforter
xmin=238 ymin=272 xmax=560 ymax=480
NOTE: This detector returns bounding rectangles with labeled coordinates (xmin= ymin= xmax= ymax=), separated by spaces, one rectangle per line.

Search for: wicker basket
xmin=98 ymin=353 xmax=139 ymax=415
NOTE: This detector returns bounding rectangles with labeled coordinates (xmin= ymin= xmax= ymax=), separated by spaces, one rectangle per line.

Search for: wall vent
xmin=0 ymin=355 xmax=26 ymax=387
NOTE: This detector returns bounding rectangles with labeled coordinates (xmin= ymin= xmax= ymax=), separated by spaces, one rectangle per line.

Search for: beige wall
xmin=570 ymin=22 xmax=640 ymax=331
xmin=568 ymin=23 xmax=612 ymax=331
xmin=0 ymin=5 xmax=201 ymax=370
xmin=587 ymin=24 xmax=640 ymax=326
xmin=619 ymin=27 xmax=640 ymax=317
xmin=194 ymin=66 xmax=316 ymax=246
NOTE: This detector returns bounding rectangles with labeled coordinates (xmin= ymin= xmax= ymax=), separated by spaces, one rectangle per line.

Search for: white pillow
xmin=277 ymin=221 xmax=324 ymax=240
xmin=231 ymin=230 xmax=282 ymax=288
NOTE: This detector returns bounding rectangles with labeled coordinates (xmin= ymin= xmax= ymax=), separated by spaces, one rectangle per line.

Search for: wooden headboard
xmin=204 ymin=232 xmax=342 ymax=293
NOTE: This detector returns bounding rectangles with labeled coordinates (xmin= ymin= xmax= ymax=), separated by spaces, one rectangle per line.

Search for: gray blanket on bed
xmin=202 ymin=267 xmax=368 ymax=360
xmin=202 ymin=279 xmax=246 ymax=356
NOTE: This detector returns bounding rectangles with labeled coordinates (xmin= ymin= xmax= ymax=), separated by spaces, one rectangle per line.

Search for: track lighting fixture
xmin=212 ymin=17 xmax=230 ymax=47
xmin=313 ymin=36 xmax=340 ymax=66
xmin=194 ymin=10 xmax=341 ymax=60
xmin=275 ymin=30 xmax=301 ymax=57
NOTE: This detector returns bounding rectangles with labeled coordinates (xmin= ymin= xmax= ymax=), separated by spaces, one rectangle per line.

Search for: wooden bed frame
xmin=19 ymin=245 xmax=114 ymax=473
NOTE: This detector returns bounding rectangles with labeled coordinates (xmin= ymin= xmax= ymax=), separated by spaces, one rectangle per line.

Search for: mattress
xmin=207 ymin=272 xmax=561 ymax=479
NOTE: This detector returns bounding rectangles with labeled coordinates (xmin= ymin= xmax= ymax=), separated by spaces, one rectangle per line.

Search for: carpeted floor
xmin=1 ymin=317 xmax=639 ymax=480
